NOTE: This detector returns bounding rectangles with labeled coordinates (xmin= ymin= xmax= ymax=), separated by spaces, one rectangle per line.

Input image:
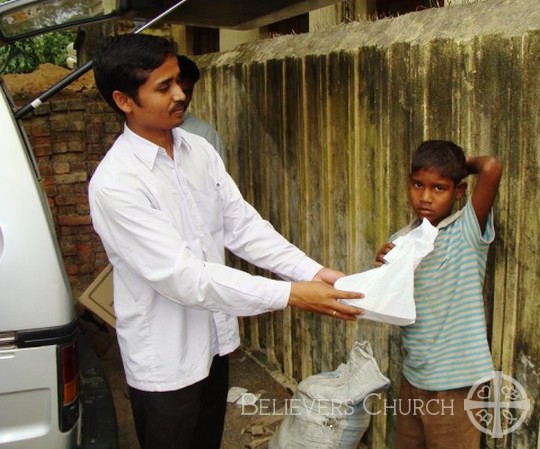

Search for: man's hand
xmin=374 ymin=242 xmax=395 ymax=267
xmin=288 ymin=281 xmax=364 ymax=321
xmin=312 ymin=267 xmax=346 ymax=285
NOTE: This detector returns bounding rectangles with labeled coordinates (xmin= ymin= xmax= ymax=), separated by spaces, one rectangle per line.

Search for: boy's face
xmin=408 ymin=168 xmax=466 ymax=226
xmin=113 ymin=55 xmax=186 ymax=138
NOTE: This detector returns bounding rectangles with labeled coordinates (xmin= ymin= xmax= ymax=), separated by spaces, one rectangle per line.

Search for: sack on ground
xmin=269 ymin=341 xmax=390 ymax=449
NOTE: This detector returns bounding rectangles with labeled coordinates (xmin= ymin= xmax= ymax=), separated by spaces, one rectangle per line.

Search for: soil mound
xmin=3 ymin=63 xmax=95 ymax=95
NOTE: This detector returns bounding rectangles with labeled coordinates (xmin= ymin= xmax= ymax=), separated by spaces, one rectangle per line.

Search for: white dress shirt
xmin=89 ymin=125 xmax=322 ymax=391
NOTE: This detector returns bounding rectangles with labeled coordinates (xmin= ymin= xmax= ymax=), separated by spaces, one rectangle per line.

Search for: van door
xmin=0 ymin=82 xmax=80 ymax=449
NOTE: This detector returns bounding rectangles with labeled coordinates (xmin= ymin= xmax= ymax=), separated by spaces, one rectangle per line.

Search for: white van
xmin=0 ymin=1 xmax=124 ymax=448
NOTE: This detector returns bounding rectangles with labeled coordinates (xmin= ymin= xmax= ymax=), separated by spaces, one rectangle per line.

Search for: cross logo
xmin=465 ymin=371 xmax=531 ymax=438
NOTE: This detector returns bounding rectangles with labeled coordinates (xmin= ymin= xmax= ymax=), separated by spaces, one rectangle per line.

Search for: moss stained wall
xmin=191 ymin=0 xmax=539 ymax=446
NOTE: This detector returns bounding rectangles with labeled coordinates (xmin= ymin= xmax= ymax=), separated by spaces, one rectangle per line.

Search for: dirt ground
xmin=80 ymin=314 xmax=293 ymax=449
xmin=3 ymin=63 xmax=96 ymax=95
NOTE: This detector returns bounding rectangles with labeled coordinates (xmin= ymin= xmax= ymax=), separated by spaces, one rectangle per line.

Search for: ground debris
xmin=250 ymin=408 xmax=285 ymax=427
xmin=244 ymin=435 xmax=273 ymax=449
xmin=241 ymin=410 xmax=285 ymax=449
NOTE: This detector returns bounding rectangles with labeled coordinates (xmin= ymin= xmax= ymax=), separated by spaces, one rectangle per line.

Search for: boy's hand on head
xmin=288 ymin=281 xmax=364 ymax=321
xmin=465 ymin=156 xmax=503 ymax=233
xmin=375 ymin=242 xmax=395 ymax=267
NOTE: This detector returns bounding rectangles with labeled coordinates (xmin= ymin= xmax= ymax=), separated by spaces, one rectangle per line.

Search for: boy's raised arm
xmin=466 ymin=156 xmax=503 ymax=233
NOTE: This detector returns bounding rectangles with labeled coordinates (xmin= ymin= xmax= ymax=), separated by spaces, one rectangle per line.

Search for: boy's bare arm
xmin=466 ymin=156 xmax=503 ymax=233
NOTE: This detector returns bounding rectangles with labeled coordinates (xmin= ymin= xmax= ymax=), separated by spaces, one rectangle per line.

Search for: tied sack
xmin=269 ymin=341 xmax=390 ymax=449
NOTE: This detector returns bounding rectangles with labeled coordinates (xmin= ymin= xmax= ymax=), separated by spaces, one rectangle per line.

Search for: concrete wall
xmin=190 ymin=0 xmax=539 ymax=446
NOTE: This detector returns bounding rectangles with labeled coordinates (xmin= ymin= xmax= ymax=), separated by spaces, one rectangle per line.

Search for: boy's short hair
xmin=411 ymin=140 xmax=468 ymax=184
xmin=177 ymin=55 xmax=200 ymax=84
xmin=93 ymin=34 xmax=178 ymax=116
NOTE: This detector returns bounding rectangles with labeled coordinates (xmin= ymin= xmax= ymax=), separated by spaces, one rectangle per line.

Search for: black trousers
xmin=128 ymin=354 xmax=229 ymax=449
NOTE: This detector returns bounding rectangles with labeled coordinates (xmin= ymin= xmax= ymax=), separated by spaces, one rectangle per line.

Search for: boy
xmin=90 ymin=34 xmax=363 ymax=449
xmin=375 ymin=140 xmax=503 ymax=449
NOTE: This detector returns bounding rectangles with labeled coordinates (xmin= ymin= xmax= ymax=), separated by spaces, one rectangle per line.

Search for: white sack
xmin=269 ymin=341 xmax=390 ymax=449
xmin=335 ymin=218 xmax=438 ymax=326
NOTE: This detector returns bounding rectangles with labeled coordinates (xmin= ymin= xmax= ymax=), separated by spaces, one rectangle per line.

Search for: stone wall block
xmin=33 ymin=103 xmax=51 ymax=116
xmin=58 ymin=214 xmax=92 ymax=226
xmin=87 ymin=102 xmax=109 ymax=114
xmin=57 ymin=182 xmax=87 ymax=194
xmin=31 ymin=118 xmax=51 ymax=137
xmin=60 ymin=241 xmax=78 ymax=256
xmin=51 ymin=101 xmax=69 ymax=112
xmin=51 ymin=143 xmax=69 ymax=154
xmin=32 ymin=139 xmax=52 ymax=157
xmin=55 ymin=193 xmax=87 ymax=206
xmin=54 ymin=172 xmax=88 ymax=184
xmin=53 ymin=162 xmax=70 ymax=175
xmin=37 ymin=161 xmax=53 ymax=176
xmin=68 ymin=120 xmax=85 ymax=132
xmin=39 ymin=177 xmax=57 ymax=197
xmin=104 ymin=118 xmax=122 ymax=134
xmin=50 ymin=116 xmax=68 ymax=132
xmin=68 ymin=99 xmax=87 ymax=110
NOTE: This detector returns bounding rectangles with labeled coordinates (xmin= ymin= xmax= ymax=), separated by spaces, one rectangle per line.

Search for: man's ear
xmin=112 ymin=90 xmax=135 ymax=114
xmin=455 ymin=181 xmax=467 ymax=199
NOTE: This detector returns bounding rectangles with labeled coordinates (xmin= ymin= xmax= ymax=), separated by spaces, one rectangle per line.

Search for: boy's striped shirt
xmin=393 ymin=200 xmax=495 ymax=391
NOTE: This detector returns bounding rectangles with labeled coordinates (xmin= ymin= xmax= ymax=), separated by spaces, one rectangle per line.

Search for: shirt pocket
xmin=191 ymin=185 xmax=224 ymax=234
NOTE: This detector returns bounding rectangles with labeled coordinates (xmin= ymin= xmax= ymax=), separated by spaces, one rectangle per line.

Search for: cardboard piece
xmin=78 ymin=264 xmax=116 ymax=328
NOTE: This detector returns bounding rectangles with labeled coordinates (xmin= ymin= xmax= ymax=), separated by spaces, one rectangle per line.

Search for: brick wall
xmin=17 ymin=90 xmax=122 ymax=297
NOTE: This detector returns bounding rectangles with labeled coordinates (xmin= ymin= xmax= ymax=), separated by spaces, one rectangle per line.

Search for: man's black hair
xmin=177 ymin=55 xmax=200 ymax=84
xmin=93 ymin=34 xmax=178 ymax=116
xmin=411 ymin=140 xmax=468 ymax=185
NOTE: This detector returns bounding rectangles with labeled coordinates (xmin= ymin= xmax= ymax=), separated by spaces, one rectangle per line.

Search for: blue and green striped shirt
xmin=394 ymin=200 xmax=495 ymax=391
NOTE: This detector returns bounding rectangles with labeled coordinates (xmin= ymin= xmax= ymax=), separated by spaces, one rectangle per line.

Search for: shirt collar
xmin=405 ymin=207 xmax=463 ymax=233
xmin=436 ymin=208 xmax=462 ymax=229
xmin=123 ymin=124 xmax=193 ymax=169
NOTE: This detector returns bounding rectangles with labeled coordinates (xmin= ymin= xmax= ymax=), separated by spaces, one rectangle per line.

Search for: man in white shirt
xmin=91 ymin=34 xmax=363 ymax=449
xmin=177 ymin=55 xmax=227 ymax=165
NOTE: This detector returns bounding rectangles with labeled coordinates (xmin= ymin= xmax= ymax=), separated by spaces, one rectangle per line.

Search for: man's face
xmin=122 ymin=55 xmax=186 ymax=138
xmin=408 ymin=168 xmax=465 ymax=226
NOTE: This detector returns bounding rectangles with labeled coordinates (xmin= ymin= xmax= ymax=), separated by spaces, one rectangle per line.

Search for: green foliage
xmin=0 ymin=31 xmax=75 ymax=74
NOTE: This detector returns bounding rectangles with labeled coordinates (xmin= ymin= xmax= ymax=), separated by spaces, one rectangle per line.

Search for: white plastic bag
xmin=335 ymin=218 xmax=438 ymax=326
xmin=269 ymin=341 xmax=390 ymax=449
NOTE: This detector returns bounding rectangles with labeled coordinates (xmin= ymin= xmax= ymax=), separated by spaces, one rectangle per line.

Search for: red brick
xmin=53 ymin=162 xmax=70 ymax=174
xmin=31 ymin=118 xmax=51 ymax=137
xmin=65 ymin=263 xmax=79 ymax=275
xmin=58 ymin=214 xmax=92 ymax=226
xmin=54 ymin=172 xmax=88 ymax=184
